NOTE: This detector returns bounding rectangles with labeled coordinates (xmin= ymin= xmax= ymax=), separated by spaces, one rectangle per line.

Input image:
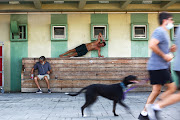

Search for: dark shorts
xmin=75 ymin=44 xmax=88 ymax=57
xmin=149 ymin=69 xmax=173 ymax=85
xmin=175 ymin=71 xmax=180 ymax=90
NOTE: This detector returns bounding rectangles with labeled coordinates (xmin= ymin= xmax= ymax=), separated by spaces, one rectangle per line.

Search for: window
xmin=134 ymin=25 xmax=146 ymax=38
xmin=91 ymin=24 xmax=109 ymax=40
xmin=51 ymin=24 xmax=68 ymax=41
xmin=93 ymin=26 xmax=106 ymax=39
xmin=53 ymin=26 xmax=65 ymax=39
xmin=131 ymin=23 xmax=149 ymax=40
xmin=171 ymin=24 xmax=179 ymax=40
xmin=10 ymin=24 xmax=28 ymax=42
xmin=12 ymin=25 xmax=26 ymax=39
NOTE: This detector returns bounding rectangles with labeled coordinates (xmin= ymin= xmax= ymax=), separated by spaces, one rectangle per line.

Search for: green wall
xmin=51 ymin=14 xmax=68 ymax=57
xmin=10 ymin=14 xmax=28 ymax=92
xmin=91 ymin=14 xmax=108 ymax=57
xmin=171 ymin=13 xmax=180 ymax=87
xmin=131 ymin=13 xmax=148 ymax=57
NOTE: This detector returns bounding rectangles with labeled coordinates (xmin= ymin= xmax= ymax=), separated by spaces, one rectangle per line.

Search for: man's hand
xmin=170 ymin=44 xmax=176 ymax=52
xmin=99 ymin=55 xmax=104 ymax=57
xmin=99 ymin=32 xmax=102 ymax=37
xmin=47 ymin=71 xmax=50 ymax=74
xmin=163 ymin=54 xmax=173 ymax=62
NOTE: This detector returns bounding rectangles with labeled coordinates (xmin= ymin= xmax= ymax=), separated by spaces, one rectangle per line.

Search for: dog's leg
xmin=81 ymin=102 xmax=89 ymax=117
xmin=81 ymin=99 xmax=96 ymax=117
xmin=118 ymin=101 xmax=131 ymax=113
xmin=113 ymin=101 xmax=119 ymax=116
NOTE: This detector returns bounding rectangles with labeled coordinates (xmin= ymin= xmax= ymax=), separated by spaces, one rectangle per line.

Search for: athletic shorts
xmin=175 ymin=71 xmax=180 ymax=90
xmin=37 ymin=74 xmax=50 ymax=80
xmin=75 ymin=44 xmax=88 ymax=57
xmin=148 ymin=69 xmax=173 ymax=85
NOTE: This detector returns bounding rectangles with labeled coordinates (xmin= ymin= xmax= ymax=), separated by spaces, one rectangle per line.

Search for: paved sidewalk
xmin=0 ymin=92 xmax=179 ymax=120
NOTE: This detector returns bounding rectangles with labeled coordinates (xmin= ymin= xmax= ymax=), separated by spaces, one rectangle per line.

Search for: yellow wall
xmin=67 ymin=14 xmax=91 ymax=57
xmin=0 ymin=13 xmax=170 ymax=92
xmin=148 ymin=14 xmax=159 ymax=57
xmin=0 ymin=15 xmax=10 ymax=91
xmin=28 ymin=14 xmax=51 ymax=58
xmin=108 ymin=14 xmax=131 ymax=57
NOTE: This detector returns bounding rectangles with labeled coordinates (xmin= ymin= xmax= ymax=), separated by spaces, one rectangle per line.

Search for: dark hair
xmin=103 ymin=42 xmax=106 ymax=47
xmin=39 ymin=56 xmax=46 ymax=61
xmin=159 ymin=12 xmax=172 ymax=25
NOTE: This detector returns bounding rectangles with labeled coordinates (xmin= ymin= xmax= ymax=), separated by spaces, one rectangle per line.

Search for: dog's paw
xmin=114 ymin=113 xmax=119 ymax=116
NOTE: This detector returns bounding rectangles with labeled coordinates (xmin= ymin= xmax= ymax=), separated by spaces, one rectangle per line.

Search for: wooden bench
xmin=21 ymin=57 xmax=151 ymax=92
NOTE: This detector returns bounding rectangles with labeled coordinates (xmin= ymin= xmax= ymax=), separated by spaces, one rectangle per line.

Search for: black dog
xmin=65 ymin=75 xmax=138 ymax=117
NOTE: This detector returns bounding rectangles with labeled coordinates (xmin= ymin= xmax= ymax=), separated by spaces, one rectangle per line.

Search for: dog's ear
xmin=123 ymin=76 xmax=129 ymax=86
xmin=127 ymin=75 xmax=137 ymax=80
xmin=123 ymin=75 xmax=137 ymax=86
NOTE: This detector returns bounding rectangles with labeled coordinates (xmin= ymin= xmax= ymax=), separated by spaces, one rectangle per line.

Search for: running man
xmin=59 ymin=33 xmax=106 ymax=57
xmin=138 ymin=12 xmax=177 ymax=120
xmin=146 ymin=26 xmax=180 ymax=120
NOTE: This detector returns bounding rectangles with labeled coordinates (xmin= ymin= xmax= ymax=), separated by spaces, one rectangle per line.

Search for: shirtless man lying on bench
xmin=59 ymin=33 xmax=106 ymax=57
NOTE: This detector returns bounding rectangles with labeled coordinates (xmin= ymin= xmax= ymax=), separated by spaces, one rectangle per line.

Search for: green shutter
xmin=10 ymin=21 xmax=19 ymax=34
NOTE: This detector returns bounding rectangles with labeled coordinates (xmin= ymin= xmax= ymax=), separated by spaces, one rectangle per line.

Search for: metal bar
xmin=120 ymin=0 xmax=132 ymax=9
xmin=33 ymin=0 xmax=42 ymax=9
xmin=79 ymin=0 xmax=86 ymax=9
xmin=22 ymin=26 xmax=24 ymax=39
xmin=0 ymin=0 xmax=174 ymax=2
xmin=161 ymin=0 xmax=177 ymax=9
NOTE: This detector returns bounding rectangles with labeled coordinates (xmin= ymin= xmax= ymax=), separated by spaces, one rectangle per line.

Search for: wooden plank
xmin=23 ymin=63 xmax=147 ymax=68
xmin=22 ymin=74 xmax=148 ymax=80
xmin=21 ymin=79 xmax=150 ymax=88
xmin=22 ymin=58 xmax=148 ymax=64
xmin=23 ymin=71 xmax=148 ymax=76
xmin=25 ymin=67 xmax=146 ymax=72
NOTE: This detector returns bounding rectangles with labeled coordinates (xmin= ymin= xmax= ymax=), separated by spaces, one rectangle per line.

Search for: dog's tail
xmin=65 ymin=87 xmax=87 ymax=96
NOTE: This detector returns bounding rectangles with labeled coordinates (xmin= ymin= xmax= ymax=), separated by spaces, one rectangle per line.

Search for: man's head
xmin=159 ymin=12 xmax=174 ymax=29
xmin=98 ymin=42 xmax=106 ymax=47
xmin=39 ymin=56 xmax=46 ymax=64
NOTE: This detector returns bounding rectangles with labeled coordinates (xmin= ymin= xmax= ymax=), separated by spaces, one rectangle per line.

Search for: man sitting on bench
xmin=31 ymin=56 xmax=52 ymax=93
xmin=59 ymin=33 xmax=106 ymax=57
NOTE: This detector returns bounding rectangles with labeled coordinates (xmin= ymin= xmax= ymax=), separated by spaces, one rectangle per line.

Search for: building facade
xmin=0 ymin=0 xmax=180 ymax=92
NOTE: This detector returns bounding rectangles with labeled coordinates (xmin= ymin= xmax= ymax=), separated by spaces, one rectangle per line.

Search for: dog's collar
xmin=120 ymin=82 xmax=127 ymax=90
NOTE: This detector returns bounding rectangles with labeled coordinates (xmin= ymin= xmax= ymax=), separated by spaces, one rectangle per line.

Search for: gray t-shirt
xmin=34 ymin=61 xmax=51 ymax=75
xmin=147 ymin=27 xmax=170 ymax=70
xmin=173 ymin=26 xmax=180 ymax=71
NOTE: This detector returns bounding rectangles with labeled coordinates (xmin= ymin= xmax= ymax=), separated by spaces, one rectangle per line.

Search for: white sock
xmin=141 ymin=110 xmax=148 ymax=116
xmin=153 ymin=104 xmax=162 ymax=111
xmin=145 ymin=104 xmax=152 ymax=108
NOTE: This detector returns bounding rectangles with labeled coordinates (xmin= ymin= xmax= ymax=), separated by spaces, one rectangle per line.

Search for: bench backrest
xmin=22 ymin=57 xmax=149 ymax=81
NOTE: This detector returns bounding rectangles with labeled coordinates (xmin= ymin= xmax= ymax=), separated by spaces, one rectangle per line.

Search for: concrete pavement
xmin=0 ymin=92 xmax=179 ymax=120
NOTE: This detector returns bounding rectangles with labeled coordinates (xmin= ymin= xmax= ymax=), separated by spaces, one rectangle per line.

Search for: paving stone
xmin=0 ymin=92 xmax=179 ymax=120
